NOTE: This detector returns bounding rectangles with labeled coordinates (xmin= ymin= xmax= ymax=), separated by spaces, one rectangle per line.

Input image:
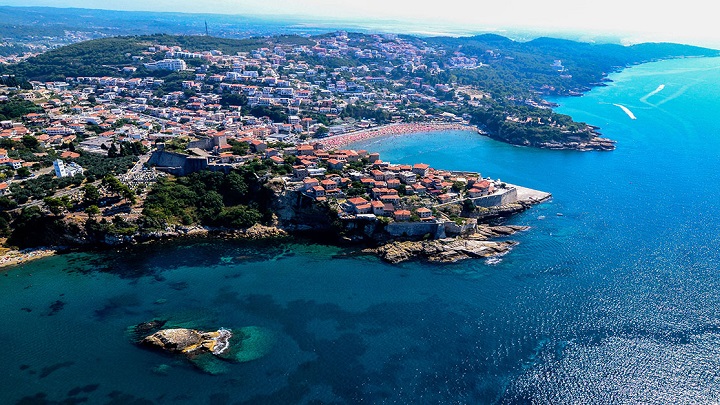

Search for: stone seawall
xmin=471 ymin=187 xmax=518 ymax=208
xmin=385 ymin=222 xmax=444 ymax=239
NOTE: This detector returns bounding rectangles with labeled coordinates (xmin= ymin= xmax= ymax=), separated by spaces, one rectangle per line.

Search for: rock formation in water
xmin=366 ymin=225 xmax=529 ymax=264
xmin=141 ymin=328 xmax=232 ymax=356
xmin=131 ymin=320 xmax=275 ymax=375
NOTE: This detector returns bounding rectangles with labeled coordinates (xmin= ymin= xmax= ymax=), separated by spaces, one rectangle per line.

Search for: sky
xmin=1 ymin=0 xmax=718 ymax=48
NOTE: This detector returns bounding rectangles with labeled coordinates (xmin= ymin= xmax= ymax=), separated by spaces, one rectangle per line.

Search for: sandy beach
xmin=319 ymin=122 xmax=477 ymax=149
xmin=0 ymin=247 xmax=57 ymax=270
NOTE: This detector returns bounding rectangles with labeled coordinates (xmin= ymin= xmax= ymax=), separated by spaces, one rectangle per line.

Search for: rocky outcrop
xmin=131 ymin=321 xmax=276 ymax=375
xmin=141 ymin=328 xmax=232 ymax=356
xmin=537 ymin=136 xmax=616 ymax=151
xmin=366 ymin=225 xmax=529 ymax=264
xmin=231 ymin=223 xmax=288 ymax=239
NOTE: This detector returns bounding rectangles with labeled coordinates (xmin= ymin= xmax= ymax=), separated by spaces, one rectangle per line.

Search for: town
xmin=0 ymin=31 xmax=561 ymax=261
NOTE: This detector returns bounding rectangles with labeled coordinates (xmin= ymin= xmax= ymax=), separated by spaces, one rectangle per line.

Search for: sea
xmin=2 ymin=56 xmax=720 ymax=404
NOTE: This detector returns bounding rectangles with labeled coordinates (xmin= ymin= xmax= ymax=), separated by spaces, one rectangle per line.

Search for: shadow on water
xmin=62 ymin=238 xmax=309 ymax=280
xmin=208 ymin=292 xmax=516 ymax=403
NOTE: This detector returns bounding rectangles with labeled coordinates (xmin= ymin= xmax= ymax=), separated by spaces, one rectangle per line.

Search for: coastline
xmin=319 ymin=122 xmax=477 ymax=149
xmin=0 ymin=247 xmax=58 ymax=270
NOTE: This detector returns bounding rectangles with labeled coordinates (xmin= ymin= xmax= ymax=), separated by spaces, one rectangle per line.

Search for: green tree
xmin=85 ymin=204 xmax=100 ymax=218
xmin=82 ymin=184 xmax=100 ymax=205
xmin=43 ymin=197 xmax=67 ymax=216
xmin=314 ymin=126 xmax=329 ymax=138
xmin=16 ymin=167 xmax=31 ymax=178
xmin=21 ymin=135 xmax=39 ymax=150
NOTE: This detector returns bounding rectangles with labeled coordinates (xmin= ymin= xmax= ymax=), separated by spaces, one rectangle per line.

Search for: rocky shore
xmin=366 ymin=225 xmax=530 ymax=264
xmin=538 ymin=136 xmax=616 ymax=151
xmin=120 ymin=223 xmax=289 ymax=245
xmin=480 ymin=129 xmax=616 ymax=151
xmin=0 ymin=247 xmax=58 ymax=269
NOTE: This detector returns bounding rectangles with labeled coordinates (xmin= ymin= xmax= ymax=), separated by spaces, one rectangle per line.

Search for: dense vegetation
xmin=426 ymin=35 xmax=718 ymax=97
xmin=0 ymin=98 xmax=43 ymax=121
xmin=0 ymin=34 xmax=313 ymax=82
xmin=139 ymin=169 xmax=274 ymax=231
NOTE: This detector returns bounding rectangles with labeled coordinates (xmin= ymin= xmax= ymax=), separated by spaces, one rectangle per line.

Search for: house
xmin=297 ymin=144 xmax=315 ymax=156
xmin=399 ymin=171 xmax=417 ymax=184
xmin=327 ymin=158 xmax=344 ymax=171
xmin=0 ymin=158 xmax=23 ymax=170
xmin=437 ymin=193 xmax=453 ymax=204
xmin=53 ymin=159 xmax=84 ymax=177
xmin=394 ymin=210 xmax=411 ymax=221
xmin=60 ymin=151 xmax=81 ymax=159
xmin=380 ymin=194 xmax=401 ymax=206
xmin=303 ymin=177 xmax=320 ymax=190
xmin=311 ymin=185 xmax=326 ymax=200
xmin=371 ymin=169 xmax=385 ymax=181
xmin=250 ymin=140 xmax=267 ymax=153
xmin=412 ymin=184 xmax=427 ymax=195
xmin=0 ymin=182 xmax=9 ymax=196
xmin=321 ymin=179 xmax=338 ymax=190
xmin=347 ymin=197 xmax=371 ymax=214
xmin=386 ymin=178 xmax=401 ymax=189
xmin=293 ymin=165 xmax=309 ymax=179
xmin=416 ymin=207 xmax=433 ymax=220
xmin=412 ymin=163 xmax=430 ymax=176
xmin=371 ymin=200 xmax=385 ymax=216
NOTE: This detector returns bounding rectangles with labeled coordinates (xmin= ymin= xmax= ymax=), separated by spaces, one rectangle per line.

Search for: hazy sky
xmin=2 ymin=0 xmax=718 ymax=47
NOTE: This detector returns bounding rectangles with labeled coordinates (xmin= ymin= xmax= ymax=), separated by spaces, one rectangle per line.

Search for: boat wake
xmin=613 ymin=104 xmax=637 ymax=120
xmin=640 ymin=84 xmax=665 ymax=103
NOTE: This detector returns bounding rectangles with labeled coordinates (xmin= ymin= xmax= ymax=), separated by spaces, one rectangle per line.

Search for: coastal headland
xmin=9 ymin=31 xmax=709 ymax=267
xmin=0 ymin=130 xmax=552 ymax=269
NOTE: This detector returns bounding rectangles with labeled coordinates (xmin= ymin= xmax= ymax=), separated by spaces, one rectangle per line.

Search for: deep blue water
xmin=3 ymin=56 xmax=720 ymax=404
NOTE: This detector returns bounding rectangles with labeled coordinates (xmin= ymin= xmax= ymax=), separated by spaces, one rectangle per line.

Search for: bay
xmin=2 ymin=56 xmax=720 ymax=404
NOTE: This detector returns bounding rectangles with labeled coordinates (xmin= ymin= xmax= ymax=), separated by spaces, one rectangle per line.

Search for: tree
xmin=314 ymin=126 xmax=329 ymax=138
xmin=43 ymin=197 xmax=67 ymax=216
xmin=85 ymin=204 xmax=100 ymax=218
xmin=16 ymin=167 xmax=31 ymax=178
xmin=219 ymin=205 xmax=261 ymax=228
xmin=197 ymin=190 xmax=224 ymax=222
xmin=21 ymin=135 xmax=39 ymax=150
xmin=107 ymin=143 xmax=119 ymax=158
xmin=102 ymin=175 xmax=124 ymax=196
xmin=82 ymin=184 xmax=100 ymax=205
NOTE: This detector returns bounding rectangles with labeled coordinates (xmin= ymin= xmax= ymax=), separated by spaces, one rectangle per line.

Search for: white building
xmin=144 ymin=59 xmax=187 ymax=72
xmin=54 ymin=159 xmax=84 ymax=178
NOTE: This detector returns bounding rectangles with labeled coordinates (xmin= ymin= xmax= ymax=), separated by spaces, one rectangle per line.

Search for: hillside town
xmin=0 ymin=31 xmax=553 ymax=254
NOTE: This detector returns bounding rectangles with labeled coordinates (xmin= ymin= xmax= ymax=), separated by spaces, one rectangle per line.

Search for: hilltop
xmin=0 ymin=34 xmax=314 ymax=82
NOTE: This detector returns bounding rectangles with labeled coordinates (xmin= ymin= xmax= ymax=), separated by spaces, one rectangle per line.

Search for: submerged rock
xmin=216 ymin=326 xmax=275 ymax=363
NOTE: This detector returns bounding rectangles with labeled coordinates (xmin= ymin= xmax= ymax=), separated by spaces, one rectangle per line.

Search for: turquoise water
xmin=3 ymin=56 xmax=720 ymax=404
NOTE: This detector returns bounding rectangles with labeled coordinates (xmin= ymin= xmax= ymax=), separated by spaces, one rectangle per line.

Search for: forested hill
xmin=0 ymin=34 xmax=314 ymax=81
xmin=425 ymin=34 xmax=719 ymax=96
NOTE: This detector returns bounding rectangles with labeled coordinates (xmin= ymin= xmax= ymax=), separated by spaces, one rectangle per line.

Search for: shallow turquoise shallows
xmin=3 ymin=56 xmax=720 ymax=404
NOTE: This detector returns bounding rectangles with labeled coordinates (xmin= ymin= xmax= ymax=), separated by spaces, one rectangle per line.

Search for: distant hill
xmin=425 ymin=35 xmax=719 ymax=96
xmin=0 ymin=34 xmax=314 ymax=81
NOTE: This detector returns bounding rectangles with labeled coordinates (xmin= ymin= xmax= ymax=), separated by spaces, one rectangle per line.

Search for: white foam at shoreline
xmin=613 ymin=104 xmax=637 ymax=120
